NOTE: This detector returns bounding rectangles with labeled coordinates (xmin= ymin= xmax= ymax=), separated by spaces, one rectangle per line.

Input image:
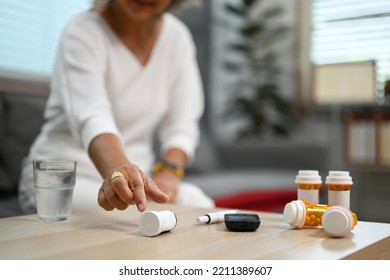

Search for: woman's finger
xmin=144 ymin=175 xmax=170 ymax=203
xmin=97 ymin=187 xmax=114 ymax=211
xmin=111 ymin=171 xmax=134 ymax=203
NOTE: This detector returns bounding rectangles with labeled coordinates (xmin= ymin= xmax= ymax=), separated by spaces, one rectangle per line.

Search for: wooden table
xmin=1 ymin=203 xmax=389 ymax=260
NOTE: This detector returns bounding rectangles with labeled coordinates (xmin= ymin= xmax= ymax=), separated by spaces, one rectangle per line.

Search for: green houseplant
xmin=221 ymin=0 xmax=299 ymax=139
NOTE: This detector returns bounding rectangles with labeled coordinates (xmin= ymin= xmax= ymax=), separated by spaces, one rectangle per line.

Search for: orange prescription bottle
xmin=295 ymin=170 xmax=322 ymax=204
xmin=283 ymin=199 xmax=328 ymax=228
xmin=325 ymin=171 xmax=353 ymax=209
xmin=283 ymin=199 xmax=357 ymax=237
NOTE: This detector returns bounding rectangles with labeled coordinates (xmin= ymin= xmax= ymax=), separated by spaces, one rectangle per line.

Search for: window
xmin=0 ymin=0 xmax=92 ymax=76
xmin=311 ymin=0 xmax=390 ymax=97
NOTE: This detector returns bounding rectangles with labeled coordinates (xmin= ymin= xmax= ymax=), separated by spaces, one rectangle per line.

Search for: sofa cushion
xmin=0 ymin=92 xmax=46 ymax=194
xmin=0 ymin=195 xmax=22 ymax=218
xmin=186 ymin=168 xmax=297 ymax=199
xmin=216 ymin=140 xmax=329 ymax=171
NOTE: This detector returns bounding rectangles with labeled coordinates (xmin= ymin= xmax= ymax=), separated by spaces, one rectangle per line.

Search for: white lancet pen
xmin=196 ymin=209 xmax=239 ymax=224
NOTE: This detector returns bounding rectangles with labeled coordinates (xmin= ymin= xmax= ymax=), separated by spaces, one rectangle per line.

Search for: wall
xmin=175 ymin=1 xmax=212 ymax=131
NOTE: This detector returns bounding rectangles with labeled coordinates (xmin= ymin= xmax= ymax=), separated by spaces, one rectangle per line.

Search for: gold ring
xmin=111 ymin=171 xmax=127 ymax=181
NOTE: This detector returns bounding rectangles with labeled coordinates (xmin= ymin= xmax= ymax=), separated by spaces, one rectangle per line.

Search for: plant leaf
xmin=228 ymin=43 xmax=250 ymax=53
xmin=243 ymin=0 xmax=258 ymax=8
xmin=262 ymin=6 xmax=285 ymax=19
xmin=223 ymin=61 xmax=242 ymax=72
xmin=240 ymin=23 xmax=264 ymax=37
xmin=257 ymin=26 xmax=290 ymax=46
xmin=224 ymin=3 xmax=246 ymax=17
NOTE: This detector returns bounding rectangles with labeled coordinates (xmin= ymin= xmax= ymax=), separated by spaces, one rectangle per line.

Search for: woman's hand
xmin=89 ymin=134 xmax=185 ymax=212
xmin=97 ymin=163 xmax=169 ymax=212
xmin=151 ymin=148 xmax=187 ymax=202
xmin=152 ymin=170 xmax=181 ymax=203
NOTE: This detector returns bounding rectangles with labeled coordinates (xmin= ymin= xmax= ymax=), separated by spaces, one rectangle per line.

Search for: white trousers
xmin=74 ymin=176 xmax=215 ymax=209
xmin=18 ymin=158 xmax=215 ymax=214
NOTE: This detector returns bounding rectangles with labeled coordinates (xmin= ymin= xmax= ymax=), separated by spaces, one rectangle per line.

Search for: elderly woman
xmin=18 ymin=0 xmax=214 ymax=213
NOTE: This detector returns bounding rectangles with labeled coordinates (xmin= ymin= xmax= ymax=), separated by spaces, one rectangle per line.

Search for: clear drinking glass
xmin=33 ymin=160 xmax=77 ymax=222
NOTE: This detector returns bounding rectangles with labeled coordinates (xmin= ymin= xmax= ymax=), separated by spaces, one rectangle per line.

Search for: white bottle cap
xmin=139 ymin=210 xmax=177 ymax=237
xmin=322 ymin=206 xmax=355 ymax=237
xmin=325 ymin=171 xmax=353 ymax=185
xmin=283 ymin=200 xmax=306 ymax=228
xmin=295 ymin=170 xmax=322 ymax=184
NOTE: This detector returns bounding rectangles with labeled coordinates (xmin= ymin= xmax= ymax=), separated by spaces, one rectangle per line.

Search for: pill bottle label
xmin=325 ymin=171 xmax=353 ymax=209
xmin=297 ymin=184 xmax=321 ymax=205
xmin=328 ymin=190 xmax=351 ymax=209
xmin=295 ymin=170 xmax=322 ymax=205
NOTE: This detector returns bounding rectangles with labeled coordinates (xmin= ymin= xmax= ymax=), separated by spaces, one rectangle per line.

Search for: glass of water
xmin=33 ymin=160 xmax=77 ymax=222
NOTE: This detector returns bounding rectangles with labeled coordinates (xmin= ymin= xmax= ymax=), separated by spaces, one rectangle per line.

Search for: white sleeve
xmin=54 ymin=23 xmax=121 ymax=150
xmin=159 ymin=32 xmax=204 ymax=160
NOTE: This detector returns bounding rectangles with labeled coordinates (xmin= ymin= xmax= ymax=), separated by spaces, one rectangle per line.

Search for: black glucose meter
xmin=224 ymin=213 xmax=261 ymax=232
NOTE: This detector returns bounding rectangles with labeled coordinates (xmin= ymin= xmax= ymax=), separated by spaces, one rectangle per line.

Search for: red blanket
xmin=214 ymin=189 xmax=297 ymax=212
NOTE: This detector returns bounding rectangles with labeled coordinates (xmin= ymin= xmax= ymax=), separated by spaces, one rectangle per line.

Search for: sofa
xmin=0 ymin=79 xmax=48 ymax=218
xmin=0 ymin=74 xmax=330 ymax=218
xmin=185 ymin=136 xmax=329 ymax=211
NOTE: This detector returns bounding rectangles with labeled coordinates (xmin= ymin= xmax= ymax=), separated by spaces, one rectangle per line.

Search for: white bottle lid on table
xmin=322 ymin=206 xmax=355 ymax=237
xmin=283 ymin=200 xmax=306 ymax=229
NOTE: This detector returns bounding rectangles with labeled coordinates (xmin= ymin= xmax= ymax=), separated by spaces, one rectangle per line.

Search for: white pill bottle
xmin=139 ymin=210 xmax=177 ymax=237
xmin=325 ymin=171 xmax=353 ymax=209
xmin=295 ymin=170 xmax=322 ymax=204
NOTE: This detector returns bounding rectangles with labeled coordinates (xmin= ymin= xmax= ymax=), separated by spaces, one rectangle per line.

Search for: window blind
xmin=0 ymin=0 xmax=92 ymax=76
xmin=311 ymin=0 xmax=390 ymax=92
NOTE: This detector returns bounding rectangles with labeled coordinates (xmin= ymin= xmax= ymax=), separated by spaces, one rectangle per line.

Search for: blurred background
xmin=1 ymin=0 xmax=390 ymax=222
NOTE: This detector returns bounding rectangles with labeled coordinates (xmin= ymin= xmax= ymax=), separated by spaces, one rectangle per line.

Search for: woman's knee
xmin=177 ymin=182 xmax=215 ymax=208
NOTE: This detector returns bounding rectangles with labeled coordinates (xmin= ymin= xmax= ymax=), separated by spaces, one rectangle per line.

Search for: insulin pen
xmin=196 ymin=209 xmax=239 ymax=224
